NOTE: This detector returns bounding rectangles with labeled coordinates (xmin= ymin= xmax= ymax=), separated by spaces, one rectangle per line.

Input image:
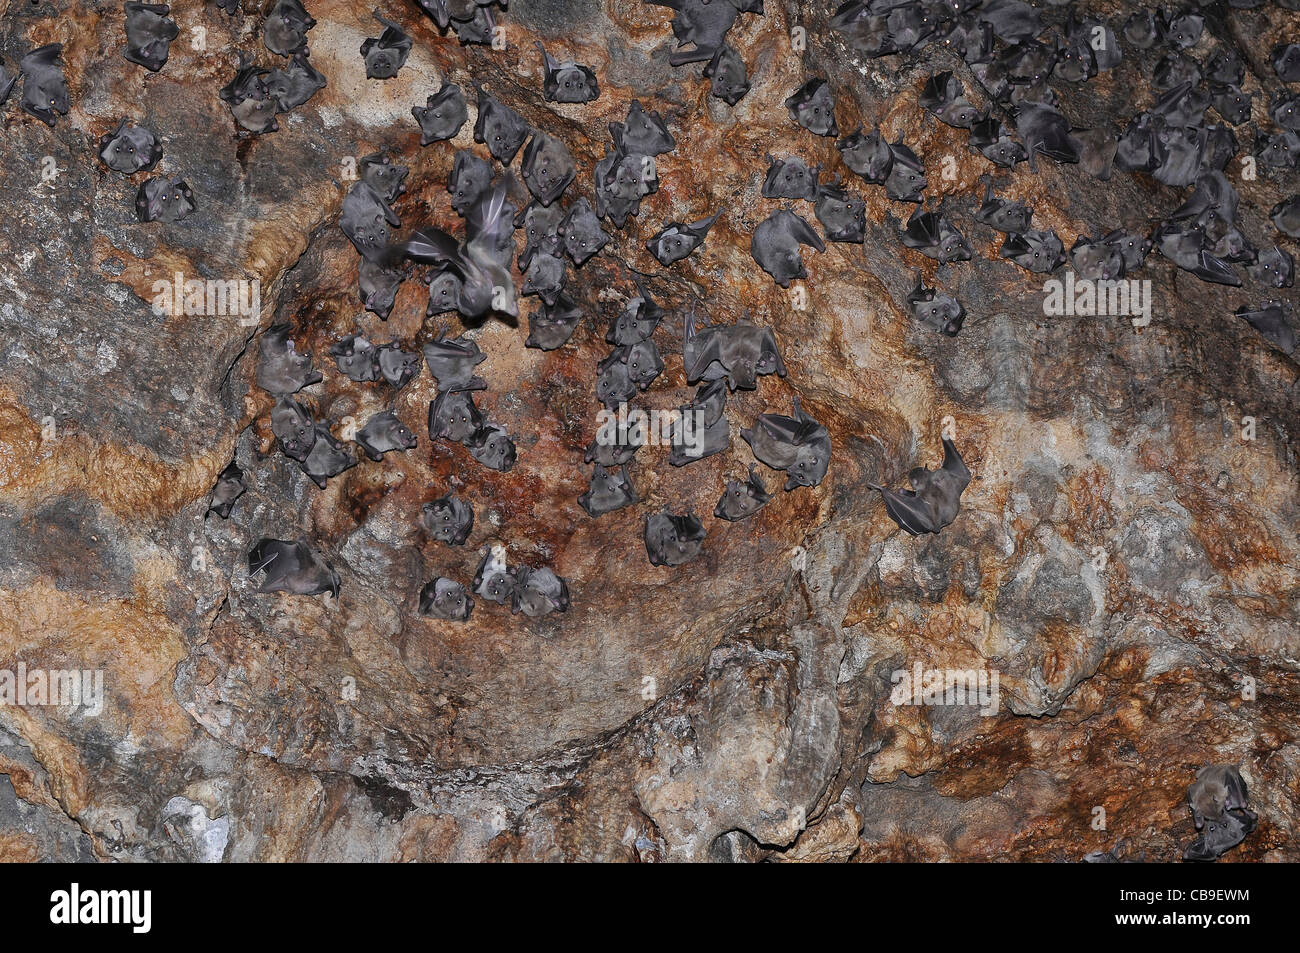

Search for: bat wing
xmin=786 ymin=212 xmax=826 ymax=251
xmin=1192 ymin=249 xmax=1242 ymax=286
xmin=875 ymin=486 xmax=935 ymax=536
xmin=684 ymin=331 xmax=723 ymax=383
xmin=403 ymin=226 xmax=461 ymax=267
xmin=941 ymin=437 xmax=972 ymax=489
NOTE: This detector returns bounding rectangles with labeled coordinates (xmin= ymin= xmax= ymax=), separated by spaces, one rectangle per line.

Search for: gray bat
xmin=521 ymin=132 xmax=577 ymax=207
xmin=1014 ymin=101 xmax=1079 ymax=170
xmin=974 ymin=183 xmax=1033 ymax=233
xmin=1000 ymin=229 xmax=1065 ymax=273
xmin=1257 ymin=129 xmax=1299 ymax=170
xmin=978 ymin=0 xmax=1042 ymax=43
xmin=584 ymin=427 xmax=640 ymax=467
xmin=868 ymin=437 xmax=971 ymax=535
xmin=1248 ymin=245 xmax=1294 ymax=289
xmin=517 ymin=201 xmax=566 ymax=269
xmin=361 ymin=10 xmax=411 ymax=79
xmin=1160 ymin=8 xmax=1203 ymax=48
xmin=704 ymin=42 xmax=750 ymax=106
xmin=422 ymin=331 xmax=487 ymax=390
xmin=414 ymin=0 xmax=451 ymax=29
xmin=899 ymin=207 xmax=972 ymax=263
xmin=360 ymin=151 xmax=408 ymax=204
xmin=1153 ymin=52 xmax=1201 ymax=91
xmin=907 ymin=273 xmax=965 ymax=336
xmin=219 ymin=58 xmax=278 ymax=133
xmin=814 ymin=184 xmax=866 ymax=243
xmin=1275 ymin=43 xmax=1300 ymax=83
xmin=648 ymin=0 xmax=738 ymax=65
xmin=268 ymin=52 xmax=326 ymax=111
xmin=741 ymin=396 xmax=831 ymax=490
xmin=831 ymin=2 xmax=892 ymax=56
xmin=473 ymin=548 xmax=517 ymax=605
xmin=359 ymin=258 xmax=403 ymax=320
xmin=969 ymin=116 xmax=1027 ymax=168
xmin=594 ymin=145 xmax=655 ymax=227
xmin=646 ymin=211 xmax=719 ymax=266
xmin=884 ymin=137 xmax=928 ymax=202
xmin=1122 ymin=10 xmax=1158 ymax=48
xmin=418 ymin=577 xmax=473 ymax=621
xmin=421 ymin=493 xmax=474 ymax=545
xmin=264 ymin=0 xmax=315 ymax=57
xmin=248 ymin=538 xmax=339 ymax=598
xmin=1070 ymin=236 xmax=1126 ymax=281
xmin=412 ymin=83 xmax=467 ymax=144
xmin=0 ymin=57 xmax=15 ymax=107
xmin=521 ymin=251 xmax=567 ymax=305
xmin=1206 ymin=50 xmax=1244 ymax=87
xmin=999 ymin=39 xmax=1056 ymax=87
xmin=99 ymin=119 xmax=162 ymax=174
xmin=1155 ymin=220 xmax=1241 ymax=286
xmin=751 ymin=208 xmax=825 ymax=287
xmin=208 ymin=461 xmax=246 ymax=519
xmin=595 ymin=351 xmax=637 ymax=409
xmin=428 ymin=388 xmax=484 ymax=443
xmin=473 ymin=86 xmax=532 ymax=163
xmin=356 ymin=410 xmax=417 ymax=460
xmin=785 ymin=78 xmax=838 ymax=137
xmin=837 ymin=127 xmax=893 ymax=184
xmin=526 ymin=294 xmax=584 ymax=350
xmin=1183 ymin=808 xmax=1256 ymax=862
xmin=1052 ymin=26 xmax=1096 ymax=83
xmin=512 ymin=567 xmax=570 ymax=617
xmin=684 ymin=314 xmax=787 ymax=390
xmin=330 ymin=334 xmax=381 ymax=382
xmin=123 ymin=3 xmax=179 ymax=72
xmin=257 ymin=323 xmax=321 ymax=395
xmin=448 ymin=149 xmax=492 ymax=215
xmin=465 ymin=423 xmax=516 ymax=471
xmin=669 ymin=411 xmax=729 ymax=467
xmin=644 ymin=510 xmax=707 ymax=567
xmin=562 ymin=198 xmax=610 ymax=266
xmin=340 ymin=181 xmax=399 ymax=263
xmin=1069 ymin=126 xmax=1117 ymax=180
xmin=1236 ymin=301 xmax=1297 ymax=355
xmin=1152 ymin=82 xmax=1209 ymax=128
xmin=607 ymin=281 xmax=662 ymax=346
xmin=762 ymin=156 xmax=820 ymax=200
xmin=271 ymin=397 xmax=316 ymax=460
xmin=714 ymin=465 xmax=772 ymax=521
xmin=300 ymin=424 xmax=356 ymax=488
xmin=613 ymin=100 xmax=676 ymax=156
xmin=451 ymin=5 xmax=496 ymax=46
xmin=376 ymin=343 xmax=420 ymax=389
xmin=135 ymin=176 xmax=196 ymax=223
xmin=1272 ymin=196 xmax=1300 ymax=239
xmin=20 ymin=44 xmax=70 ymax=127
xmin=1271 ymin=94 xmax=1300 ymax=133
xmin=1100 ymin=229 xmax=1153 ymax=271
xmin=1115 ymin=112 xmax=1162 ymax=173
xmin=919 ymin=71 xmax=981 ymax=128
xmin=536 ymin=41 xmax=599 ymax=103
xmin=578 ymin=464 xmax=636 ymax=517
xmin=1187 ymin=765 xmax=1253 ymax=832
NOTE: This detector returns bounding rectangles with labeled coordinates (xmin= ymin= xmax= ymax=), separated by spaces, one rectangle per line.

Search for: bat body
xmin=920 ymin=71 xmax=980 ymax=128
xmin=644 ymin=511 xmax=707 ymax=567
xmin=536 ymin=42 xmax=599 ymax=103
xmin=271 ymin=398 xmax=316 ymax=461
xmin=1070 ymin=236 xmax=1126 ymax=281
xmin=684 ymin=314 xmax=786 ymax=390
xmin=1184 ymin=765 xmax=1257 ymax=861
xmin=330 ymin=334 xmax=380 ymax=382
xmin=1271 ymin=93 xmax=1300 ymax=132
xmin=614 ymin=101 xmax=676 ymax=156
xmin=1236 ymin=302 xmax=1297 ymax=356
xmin=595 ymin=351 xmax=637 ymax=409
xmin=526 ymin=295 xmax=584 ymax=350
xmin=20 ymin=44 xmax=70 ymax=126
xmin=426 ymin=266 xmax=464 ymax=317
xmin=814 ymin=184 xmax=866 ymax=243
xmin=465 ymin=423 xmax=516 ymax=471
xmin=1183 ymin=808 xmax=1256 ymax=862
xmin=264 ymin=0 xmax=315 ymax=57
xmin=422 ymin=332 xmax=487 ymax=390
xmin=1100 ymin=230 xmax=1152 ymax=271
xmin=360 ymin=152 xmax=407 ymax=204
xmin=1248 ymin=245 xmax=1294 ymax=289
xmin=714 ymin=466 xmax=771 ymax=521
xmin=518 ymin=201 xmax=566 ymax=269
xmin=899 ymin=207 xmax=972 ymax=263
xmin=762 ymin=156 xmax=820 ymax=200
xmin=1155 ymin=220 xmax=1241 ymax=286
xmin=741 ymin=396 xmax=831 ymax=490
xmin=751 ymin=208 xmax=824 ymax=286
xmin=136 ymin=177 xmax=196 ymax=223
xmin=300 ymin=424 xmax=356 ymax=488
xmin=220 ymin=59 xmax=278 ymax=133
xmin=421 ymin=494 xmax=474 ymax=545
xmin=268 ymin=53 xmax=326 ymax=111
xmin=1015 ymin=102 xmax=1079 ymax=170
xmin=123 ymin=3 xmax=179 ymax=72
xmin=1000 ymin=229 xmax=1065 ymax=273
xmin=646 ymin=211 xmax=719 ymax=266
xmin=413 ymin=83 xmax=468 ymax=144
xmin=376 ymin=343 xmax=420 ymax=389
xmin=562 ymin=198 xmax=610 ymax=265
xmin=579 ymin=464 xmax=636 ymax=517
xmin=1272 ymin=196 xmax=1300 ymax=239
xmin=208 ymin=461 xmax=246 ymax=519
xmin=418 ymin=577 xmax=473 ymax=621
xmin=448 ymin=150 xmax=492 ymax=215
xmin=99 ymin=119 xmax=162 ymax=174
xmin=474 ymin=87 xmax=531 ymax=163
xmin=359 ymin=258 xmax=403 ymax=319
xmin=1069 ymin=126 xmax=1116 ymax=180
xmin=837 ymin=128 xmax=893 ymax=184
xmin=521 ymin=251 xmax=567 ymax=305
xmin=521 ymin=132 xmax=577 ymax=206
xmin=361 ymin=10 xmax=412 ymax=79
xmin=868 ymin=437 xmax=970 ymax=536
xmin=356 ymin=410 xmax=417 ymax=460
xmin=704 ymin=43 xmax=750 ymax=105
xmin=258 ymin=324 xmax=321 ymax=396
xmin=340 ymin=181 xmax=399 ymax=262
xmin=429 ymin=388 xmax=484 ymax=443
xmin=512 ymin=567 xmax=570 ymax=617
xmin=248 ymin=539 xmax=339 ymax=598
xmin=607 ymin=282 xmax=662 ymax=345
xmin=1257 ymin=130 xmax=1299 ymax=170
xmin=473 ymin=549 xmax=516 ymax=605
xmin=786 ymin=78 xmax=838 ymax=137
xmin=884 ymin=138 xmax=927 ymax=202
xmin=1275 ymin=43 xmax=1300 ymax=83
xmin=974 ymin=184 xmax=1032 ymax=234
xmin=969 ymin=116 xmax=1027 ymax=168
xmin=907 ymin=273 xmax=965 ymax=336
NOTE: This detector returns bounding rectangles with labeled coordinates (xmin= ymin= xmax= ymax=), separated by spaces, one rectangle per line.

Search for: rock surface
xmin=0 ymin=0 xmax=1296 ymax=862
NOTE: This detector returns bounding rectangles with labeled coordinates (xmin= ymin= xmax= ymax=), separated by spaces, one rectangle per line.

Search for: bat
xmin=526 ymin=294 xmax=584 ymax=350
xmin=421 ymin=493 xmax=474 ymax=545
xmin=1236 ymin=301 xmax=1297 ymax=355
xmin=969 ymin=116 xmax=1027 ymax=168
xmin=536 ymin=41 xmax=599 ymax=103
xmin=448 ymin=149 xmax=492 ymax=215
xmin=1257 ymin=129 xmax=1299 ymax=170
xmin=1100 ymin=229 xmax=1153 ymax=271
xmin=1153 ymin=52 xmax=1201 ymax=91
xmin=452 ymin=5 xmax=496 ymax=46
xmin=898 ymin=207 xmax=972 ymax=263
xmin=668 ymin=408 xmax=729 ymax=467
xmin=219 ymin=57 xmax=278 ymax=133
xmin=1122 ymin=10 xmax=1158 ymax=49
xmin=999 ymin=40 xmax=1056 ymax=87
xmin=999 ymin=229 xmax=1066 ymax=274
xmin=465 ymin=423 xmax=516 ymax=471
xmin=594 ymin=145 xmax=655 ymax=227
xmin=264 ymin=0 xmax=316 ymax=57
xmin=1275 ymin=42 xmax=1300 ymax=83
xmin=0 ymin=57 xmax=15 ymax=106
xmin=356 ymin=410 xmax=417 ymax=460
xmin=1153 ymin=81 xmax=1209 ymax=128
xmin=257 ymin=323 xmax=321 ymax=395
xmin=1115 ymin=112 xmax=1163 ymax=173
xmin=704 ymin=43 xmax=750 ymax=106
xmin=99 ymin=119 xmax=162 ymax=174
xmin=517 ymin=201 xmax=566 ymax=270
xmin=473 ymin=548 xmax=516 ymax=605
xmin=919 ymin=71 xmax=981 ymax=128
xmin=1201 ymin=123 xmax=1239 ymax=175
xmin=1182 ymin=808 xmax=1256 ymax=862
xmin=751 ymin=208 xmax=824 ymax=286
xmin=867 ymin=436 xmax=970 ymax=535
xmin=714 ymin=465 xmax=771 ymax=521
xmin=644 ymin=510 xmax=707 ymax=567
xmin=1079 ymin=17 xmax=1121 ymax=71
xmin=740 ymin=396 xmax=831 ymax=490
xmin=376 ymin=343 xmax=420 ymax=389
xmin=1188 ymin=765 xmax=1253 ymax=832
xmin=684 ymin=313 xmax=787 ymax=390
xmin=884 ymin=1 xmax=939 ymax=52
xmin=1170 ymin=170 xmax=1239 ymax=225
xmin=595 ymin=350 xmax=637 ymax=409
xmin=512 ymin=567 xmax=570 ymax=617
xmin=428 ymin=388 xmax=485 ymax=443
xmin=1068 ymin=126 xmax=1117 ymax=181
xmin=361 ymin=10 xmax=412 ymax=79
xmin=830 ymin=2 xmax=892 ymax=56
xmin=606 ymin=280 xmax=662 ymax=346
xmin=248 ymin=538 xmax=339 ymax=597
xmin=1053 ymin=27 xmax=1097 ymax=83
xmin=1206 ymin=51 xmax=1244 ymax=88
xmin=562 ymin=198 xmax=610 ymax=265
xmin=612 ymin=101 xmax=676 ymax=156
xmin=1070 ymin=235 xmax=1126 ymax=281
xmin=578 ymin=464 xmax=636 ymax=517
xmin=1248 ymin=245 xmax=1295 ymax=288
xmin=1272 ymin=196 xmax=1300 ymax=239
xmin=418 ymin=577 xmax=473 ymax=621
xmin=814 ymin=183 xmax=866 ymax=243
xmin=20 ymin=44 xmax=70 ymax=127
xmin=785 ymin=78 xmax=838 ymax=137
xmin=473 ymin=86 xmax=532 ymax=163
xmin=645 ymin=211 xmax=719 ymax=266
xmin=268 ymin=53 xmax=326 ymax=111
xmin=422 ymin=331 xmax=487 ymax=390
xmin=340 ymin=181 xmax=399 ymax=262
xmin=135 ymin=177 xmax=196 ymax=223
xmin=329 ymin=333 xmax=380 ymax=382
xmin=360 ymin=151 xmax=407 ymax=204
xmin=836 ymin=128 xmax=893 ymax=184
xmin=907 ymin=273 xmax=966 ymax=336
xmin=974 ymin=183 xmax=1032 ymax=233
xmin=300 ymin=424 xmax=356 ymax=488
xmin=521 ymin=251 xmax=567 ymax=305
xmin=359 ymin=258 xmax=403 ymax=319
xmin=123 ymin=3 xmax=179 ymax=72
xmin=271 ymin=398 xmax=317 ymax=461
xmin=651 ymin=0 xmax=739 ymax=65
xmin=521 ymin=132 xmax=577 ymax=206
xmin=762 ymin=156 xmax=820 ymax=200
xmin=884 ymin=137 xmax=928 ymax=202
xmin=977 ymin=0 xmax=1042 ymax=43
xmin=1159 ymin=8 xmax=1203 ymax=49
xmin=1155 ymin=220 xmax=1241 ymax=285
xmin=628 ymin=340 xmax=664 ymax=390
xmin=208 ymin=461 xmax=246 ymax=519
xmin=412 ymin=83 xmax=468 ymax=144
xmin=1014 ymin=102 xmax=1079 ymax=170
xmin=1271 ymin=93 xmax=1300 ymax=132
xmin=414 ymin=0 xmax=451 ymax=30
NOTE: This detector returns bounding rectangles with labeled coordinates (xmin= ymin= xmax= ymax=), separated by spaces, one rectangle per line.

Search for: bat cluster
xmin=413 ymin=0 xmax=509 ymax=47
xmin=647 ymin=0 xmax=765 ymax=106
xmin=1183 ymin=764 xmax=1258 ymax=862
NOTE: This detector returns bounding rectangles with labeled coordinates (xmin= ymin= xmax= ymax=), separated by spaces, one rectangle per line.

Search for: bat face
xmin=975 ymin=188 xmax=1032 ymax=233
xmin=448 ymin=150 xmax=492 ymax=216
xmin=466 ymin=424 xmax=517 ymax=471
xmin=330 ymin=334 xmax=381 ymax=382
xmin=907 ymin=275 xmax=965 ymax=336
xmin=762 ymin=156 xmax=819 ymax=200
xmin=562 ymin=199 xmax=609 ymax=265
xmin=123 ymin=3 xmax=179 ymax=72
xmin=1099 ymin=230 xmax=1153 ymax=271
xmin=1206 ymin=51 xmax=1244 ymax=88
xmin=264 ymin=0 xmax=315 ymax=56
xmin=521 ymin=252 xmax=567 ymax=304
xmin=340 ymin=182 xmax=398 ymax=261
xmin=884 ymin=143 xmax=927 ymax=201
xmin=422 ymin=334 xmax=487 ymax=390
xmin=704 ymin=43 xmax=749 ymax=105
xmin=512 ymin=567 xmax=570 ymax=617
xmin=1183 ymin=809 xmax=1256 ymax=862
xmin=1160 ymin=10 xmax=1203 ymax=49
xmin=644 ymin=511 xmax=707 ymax=568
xmin=135 ymin=177 xmax=196 ymax=223
xmin=1070 ymin=237 xmax=1126 ymax=282
xmin=616 ymin=101 xmax=675 ymax=156
xmin=837 ymin=128 xmax=892 ymax=184
xmin=1000 ymin=229 xmax=1065 ymax=273
xmin=209 ymin=461 xmax=246 ymax=519
xmin=300 ymin=425 xmax=356 ymax=488
xmin=361 ymin=14 xmax=412 ymax=79
xmin=596 ymin=352 xmax=637 ymax=409
xmin=474 ymin=88 xmax=531 ymax=164
xmin=1248 ymin=245 xmax=1295 ymax=289
xmin=785 ymin=78 xmax=838 ymax=137
xmin=521 ymin=133 xmax=577 ymax=207
xmin=376 ymin=344 xmax=420 ymax=389
xmin=1257 ymin=130 xmax=1300 ymax=170
xmin=1122 ymin=11 xmax=1158 ymax=48
xmin=714 ymin=467 xmax=771 ymax=521
xmin=421 ymin=494 xmax=474 ymax=545
xmin=526 ymin=295 xmax=583 ymax=350
xmin=578 ymin=464 xmax=636 ymax=517
xmin=359 ymin=258 xmax=403 ymax=319
xmin=429 ymin=388 xmax=484 ymax=443
xmin=751 ymin=208 xmax=825 ymax=286
xmin=99 ymin=121 xmax=162 ymax=174
xmin=453 ymin=6 xmax=496 ymax=46
xmin=814 ymin=186 xmax=866 ymax=243
xmin=537 ymin=42 xmax=599 ymax=103
xmin=257 ymin=323 xmax=321 ymax=395
xmin=357 ymin=411 xmax=417 ymax=461
xmin=413 ymin=83 xmax=468 ymax=144
xmin=248 ymin=539 xmax=339 ymax=598
xmin=419 ymin=577 xmax=473 ymax=621
xmin=268 ymin=53 xmax=327 ymax=111
xmin=360 ymin=153 xmax=408 ymax=204
xmin=272 ymin=398 xmax=316 ymax=461
xmin=1275 ymin=43 xmax=1300 ymax=83
xmin=20 ymin=44 xmax=70 ymax=126
xmin=646 ymin=211 xmax=718 ymax=266
xmin=1272 ymin=197 xmax=1300 ymax=239
xmin=473 ymin=549 xmax=516 ymax=604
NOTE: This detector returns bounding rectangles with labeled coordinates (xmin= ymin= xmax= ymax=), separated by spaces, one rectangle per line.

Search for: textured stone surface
xmin=0 ymin=0 xmax=1297 ymax=862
